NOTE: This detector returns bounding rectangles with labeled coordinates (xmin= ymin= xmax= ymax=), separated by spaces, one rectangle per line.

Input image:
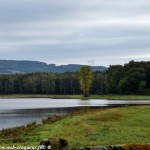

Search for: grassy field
xmin=1 ymin=94 xmax=150 ymax=100
xmin=0 ymin=106 xmax=150 ymax=148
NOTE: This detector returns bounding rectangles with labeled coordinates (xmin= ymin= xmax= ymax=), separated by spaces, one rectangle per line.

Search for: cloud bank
xmin=0 ymin=0 xmax=150 ymax=66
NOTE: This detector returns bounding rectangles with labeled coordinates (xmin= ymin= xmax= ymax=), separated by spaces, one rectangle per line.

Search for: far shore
xmin=0 ymin=94 xmax=150 ymax=100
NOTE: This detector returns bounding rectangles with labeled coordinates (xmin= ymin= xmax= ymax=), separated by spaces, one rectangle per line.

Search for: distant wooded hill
xmin=0 ymin=60 xmax=107 ymax=74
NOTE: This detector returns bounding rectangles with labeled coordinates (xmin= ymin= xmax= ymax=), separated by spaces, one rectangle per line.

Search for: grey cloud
xmin=0 ymin=0 xmax=150 ymax=66
xmin=0 ymin=0 xmax=82 ymax=24
xmin=0 ymin=0 xmax=150 ymax=24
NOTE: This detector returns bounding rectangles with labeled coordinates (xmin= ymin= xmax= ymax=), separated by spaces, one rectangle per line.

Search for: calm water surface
xmin=0 ymin=98 xmax=150 ymax=130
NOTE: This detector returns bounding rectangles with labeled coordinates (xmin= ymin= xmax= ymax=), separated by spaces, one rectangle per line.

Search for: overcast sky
xmin=0 ymin=0 xmax=150 ymax=66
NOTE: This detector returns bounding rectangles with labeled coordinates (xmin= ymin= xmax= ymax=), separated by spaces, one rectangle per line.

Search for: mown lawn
xmin=0 ymin=106 xmax=150 ymax=149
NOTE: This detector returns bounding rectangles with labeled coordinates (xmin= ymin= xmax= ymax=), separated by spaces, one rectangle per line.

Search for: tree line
xmin=0 ymin=61 xmax=150 ymax=95
xmin=0 ymin=70 xmax=106 ymax=95
xmin=107 ymin=60 xmax=150 ymax=94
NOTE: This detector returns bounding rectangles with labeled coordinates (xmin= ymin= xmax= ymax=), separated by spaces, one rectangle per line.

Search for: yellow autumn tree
xmin=79 ymin=65 xmax=93 ymax=97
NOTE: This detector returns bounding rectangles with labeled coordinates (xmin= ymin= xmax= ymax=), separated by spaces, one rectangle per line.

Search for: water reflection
xmin=0 ymin=107 xmax=80 ymax=130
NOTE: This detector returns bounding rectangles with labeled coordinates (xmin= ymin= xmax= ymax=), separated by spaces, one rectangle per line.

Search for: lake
xmin=0 ymin=98 xmax=150 ymax=130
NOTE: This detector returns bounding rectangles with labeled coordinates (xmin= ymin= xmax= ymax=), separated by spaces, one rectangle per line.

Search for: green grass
xmin=1 ymin=94 xmax=150 ymax=100
xmin=0 ymin=106 xmax=150 ymax=149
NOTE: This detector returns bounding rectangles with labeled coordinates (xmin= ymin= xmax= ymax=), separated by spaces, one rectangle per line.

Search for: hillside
xmin=0 ymin=60 xmax=107 ymax=74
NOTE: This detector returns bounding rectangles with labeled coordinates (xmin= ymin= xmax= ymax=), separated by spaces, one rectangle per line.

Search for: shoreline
xmin=0 ymin=106 xmax=149 ymax=148
xmin=0 ymin=94 xmax=150 ymax=100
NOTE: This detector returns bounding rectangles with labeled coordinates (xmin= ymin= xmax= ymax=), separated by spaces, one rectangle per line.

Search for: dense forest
xmin=0 ymin=61 xmax=150 ymax=95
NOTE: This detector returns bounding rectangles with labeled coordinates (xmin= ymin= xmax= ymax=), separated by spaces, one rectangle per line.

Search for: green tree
xmin=107 ymin=65 xmax=123 ymax=93
xmin=79 ymin=66 xmax=93 ymax=97
xmin=118 ymin=68 xmax=145 ymax=94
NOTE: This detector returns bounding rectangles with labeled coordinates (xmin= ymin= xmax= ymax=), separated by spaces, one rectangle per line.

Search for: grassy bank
xmin=1 ymin=94 xmax=150 ymax=100
xmin=0 ymin=106 xmax=150 ymax=148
